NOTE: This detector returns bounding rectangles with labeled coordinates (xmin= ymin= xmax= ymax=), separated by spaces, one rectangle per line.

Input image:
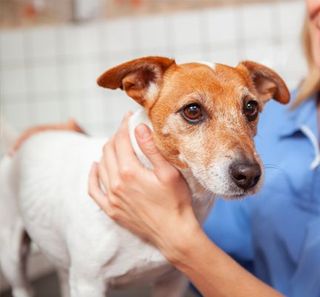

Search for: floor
xmin=0 ymin=272 xmax=198 ymax=297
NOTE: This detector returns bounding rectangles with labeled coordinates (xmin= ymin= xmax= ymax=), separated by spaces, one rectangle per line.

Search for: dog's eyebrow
xmin=241 ymin=87 xmax=256 ymax=98
xmin=176 ymin=91 xmax=206 ymax=106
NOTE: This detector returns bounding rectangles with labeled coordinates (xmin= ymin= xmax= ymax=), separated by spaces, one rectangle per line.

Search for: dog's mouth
xmin=190 ymin=177 xmax=261 ymax=200
xmin=216 ymin=186 xmax=260 ymax=200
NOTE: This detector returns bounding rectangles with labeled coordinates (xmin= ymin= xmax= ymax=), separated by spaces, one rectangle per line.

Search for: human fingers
xmin=113 ymin=113 xmax=144 ymax=181
xmin=88 ymin=162 xmax=109 ymax=209
xmin=100 ymin=137 xmax=125 ymax=197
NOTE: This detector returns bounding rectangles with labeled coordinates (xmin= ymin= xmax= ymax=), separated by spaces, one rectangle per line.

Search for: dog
xmin=0 ymin=56 xmax=290 ymax=297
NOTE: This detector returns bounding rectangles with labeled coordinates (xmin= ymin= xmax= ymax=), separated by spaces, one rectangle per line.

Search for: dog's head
xmin=97 ymin=57 xmax=289 ymax=198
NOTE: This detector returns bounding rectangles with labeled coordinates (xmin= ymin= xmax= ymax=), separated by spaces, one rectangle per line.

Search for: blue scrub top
xmin=204 ymin=93 xmax=320 ymax=297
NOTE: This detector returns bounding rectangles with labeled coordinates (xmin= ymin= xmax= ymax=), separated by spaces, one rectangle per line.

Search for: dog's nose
xmin=229 ymin=161 xmax=261 ymax=190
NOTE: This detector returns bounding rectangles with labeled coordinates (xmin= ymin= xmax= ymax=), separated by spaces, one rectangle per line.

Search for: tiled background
xmin=0 ymin=0 xmax=306 ymax=294
xmin=1 ymin=0 xmax=305 ymax=139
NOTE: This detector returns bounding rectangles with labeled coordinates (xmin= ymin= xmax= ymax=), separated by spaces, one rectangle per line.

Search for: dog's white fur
xmin=0 ymin=108 xmax=214 ymax=297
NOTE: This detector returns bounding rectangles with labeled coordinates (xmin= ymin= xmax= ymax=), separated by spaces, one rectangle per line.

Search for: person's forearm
xmin=164 ymin=227 xmax=284 ymax=297
xmin=9 ymin=120 xmax=86 ymax=156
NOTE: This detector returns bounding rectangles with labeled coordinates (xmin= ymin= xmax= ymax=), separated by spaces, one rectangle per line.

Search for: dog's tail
xmin=0 ymin=117 xmax=18 ymax=155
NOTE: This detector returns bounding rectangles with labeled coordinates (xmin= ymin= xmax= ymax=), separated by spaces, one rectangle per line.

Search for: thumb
xmin=135 ymin=124 xmax=169 ymax=169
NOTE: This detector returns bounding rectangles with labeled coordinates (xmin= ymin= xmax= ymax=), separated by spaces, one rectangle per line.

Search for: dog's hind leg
xmin=152 ymin=270 xmax=188 ymax=297
xmin=0 ymin=221 xmax=34 ymax=297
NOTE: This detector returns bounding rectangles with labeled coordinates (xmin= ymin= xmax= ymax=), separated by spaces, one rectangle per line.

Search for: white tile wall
xmin=278 ymin=1 xmax=306 ymax=39
xmin=171 ymin=11 xmax=204 ymax=52
xmin=136 ymin=15 xmax=169 ymax=51
xmin=0 ymin=30 xmax=25 ymax=66
xmin=241 ymin=4 xmax=275 ymax=41
xmin=3 ymin=101 xmax=30 ymax=128
xmin=0 ymin=0 xmax=305 ymax=137
xmin=26 ymin=26 xmax=59 ymax=61
xmin=1 ymin=67 xmax=28 ymax=96
xmin=31 ymin=63 xmax=60 ymax=94
xmin=206 ymin=7 xmax=238 ymax=45
xmin=103 ymin=18 xmax=137 ymax=54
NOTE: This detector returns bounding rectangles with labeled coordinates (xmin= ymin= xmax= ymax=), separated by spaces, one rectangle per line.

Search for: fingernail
xmin=135 ymin=124 xmax=150 ymax=140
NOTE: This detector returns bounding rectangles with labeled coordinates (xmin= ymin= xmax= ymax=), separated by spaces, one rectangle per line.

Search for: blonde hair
xmin=293 ymin=16 xmax=320 ymax=108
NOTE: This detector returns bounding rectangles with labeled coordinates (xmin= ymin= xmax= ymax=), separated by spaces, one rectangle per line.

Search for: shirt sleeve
xmin=203 ymin=197 xmax=255 ymax=271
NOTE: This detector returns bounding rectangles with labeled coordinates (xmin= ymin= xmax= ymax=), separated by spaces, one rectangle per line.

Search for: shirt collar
xmin=278 ymin=94 xmax=318 ymax=138
xmin=278 ymin=93 xmax=320 ymax=170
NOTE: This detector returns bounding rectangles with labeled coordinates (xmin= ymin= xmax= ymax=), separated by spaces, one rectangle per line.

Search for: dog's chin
xmin=205 ymin=182 xmax=261 ymax=200
xmin=220 ymin=192 xmax=250 ymax=200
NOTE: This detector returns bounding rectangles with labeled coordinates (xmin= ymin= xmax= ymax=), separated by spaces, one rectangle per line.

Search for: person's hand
xmin=88 ymin=113 xmax=201 ymax=260
xmin=9 ymin=119 xmax=86 ymax=156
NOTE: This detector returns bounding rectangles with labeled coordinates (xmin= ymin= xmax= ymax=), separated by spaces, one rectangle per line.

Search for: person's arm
xmin=9 ymin=119 xmax=86 ymax=156
xmin=88 ymin=113 xmax=283 ymax=297
xmin=165 ymin=226 xmax=282 ymax=297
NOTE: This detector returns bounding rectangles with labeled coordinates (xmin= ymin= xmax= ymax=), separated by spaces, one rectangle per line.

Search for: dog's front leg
xmin=0 ymin=223 xmax=33 ymax=297
xmin=69 ymin=270 xmax=107 ymax=297
xmin=152 ymin=270 xmax=188 ymax=297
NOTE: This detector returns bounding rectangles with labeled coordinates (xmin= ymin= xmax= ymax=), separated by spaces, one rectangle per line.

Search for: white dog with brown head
xmin=0 ymin=56 xmax=289 ymax=297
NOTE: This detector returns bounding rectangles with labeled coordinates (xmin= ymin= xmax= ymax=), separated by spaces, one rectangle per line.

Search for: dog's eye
xmin=243 ymin=100 xmax=259 ymax=121
xmin=181 ymin=103 xmax=204 ymax=124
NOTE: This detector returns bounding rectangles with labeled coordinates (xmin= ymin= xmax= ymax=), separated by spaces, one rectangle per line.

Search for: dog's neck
xmin=128 ymin=109 xmax=214 ymax=222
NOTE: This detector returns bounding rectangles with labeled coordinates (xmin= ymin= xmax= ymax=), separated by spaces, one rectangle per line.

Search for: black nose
xmin=229 ymin=161 xmax=261 ymax=190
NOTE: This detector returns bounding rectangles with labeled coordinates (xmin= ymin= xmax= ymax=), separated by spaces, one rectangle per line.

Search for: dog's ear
xmin=97 ymin=56 xmax=175 ymax=109
xmin=237 ymin=61 xmax=290 ymax=104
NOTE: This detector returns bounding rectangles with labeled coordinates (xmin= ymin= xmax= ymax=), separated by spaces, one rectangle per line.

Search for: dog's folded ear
xmin=237 ymin=61 xmax=290 ymax=104
xmin=97 ymin=56 xmax=175 ymax=108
